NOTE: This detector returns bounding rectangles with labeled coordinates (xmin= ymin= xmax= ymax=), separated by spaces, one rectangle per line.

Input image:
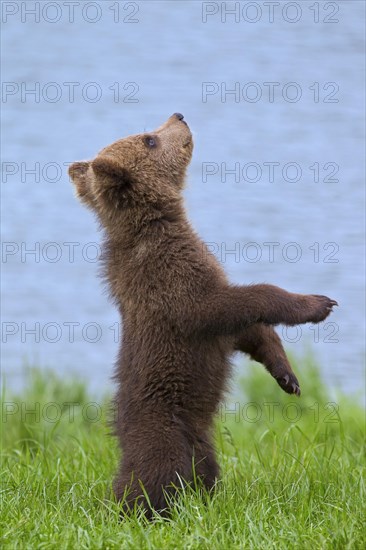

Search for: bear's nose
xmin=173 ymin=113 xmax=184 ymax=121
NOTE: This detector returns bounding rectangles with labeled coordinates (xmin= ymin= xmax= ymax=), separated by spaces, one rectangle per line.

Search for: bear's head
xmin=68 ymin=113 xmax=193 ymax=230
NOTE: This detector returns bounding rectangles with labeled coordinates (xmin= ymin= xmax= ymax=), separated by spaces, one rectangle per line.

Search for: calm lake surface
xmin=2 ymin=1 xmax=365 ymax=395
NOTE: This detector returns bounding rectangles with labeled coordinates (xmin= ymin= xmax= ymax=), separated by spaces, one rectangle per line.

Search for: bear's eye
xmin=144 ymin=136 xmax=157 ymax=148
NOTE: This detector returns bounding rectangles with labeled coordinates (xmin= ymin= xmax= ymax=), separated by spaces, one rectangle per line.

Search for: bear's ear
xmin=69 ymin=160 xmax=90 ymax=183
xmin=91 ymin=157 xmax=132 ymax=187
xmin=69 ymin=161 xmax=96 ymax=209
xmin=91 ymin=156 xmax=133 ymax=211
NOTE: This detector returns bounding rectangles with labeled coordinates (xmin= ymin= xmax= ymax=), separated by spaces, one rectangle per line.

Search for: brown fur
xmin=69 ymin=114 xmax=337 ymax=517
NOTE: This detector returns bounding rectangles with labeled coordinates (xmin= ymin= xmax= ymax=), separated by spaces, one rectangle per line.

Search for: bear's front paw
xmin=275 ymin=371 xmax=301 ymax=396
xmin=304 ymin=295 xmax=338 ymax=324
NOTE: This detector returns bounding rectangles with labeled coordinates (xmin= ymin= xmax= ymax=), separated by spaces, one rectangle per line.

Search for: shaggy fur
xmin=69 ymin=114 xmax=337 ymax=517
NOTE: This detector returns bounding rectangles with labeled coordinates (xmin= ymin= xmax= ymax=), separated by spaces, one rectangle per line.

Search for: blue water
xmin=2 ymin=1 xmax=365 ymax=395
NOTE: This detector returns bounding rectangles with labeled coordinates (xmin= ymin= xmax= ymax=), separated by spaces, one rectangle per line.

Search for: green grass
xmin=1 ymin=360 xmax=365 ymax=549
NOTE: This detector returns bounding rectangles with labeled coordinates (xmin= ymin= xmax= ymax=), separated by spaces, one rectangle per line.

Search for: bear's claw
xmin=276 ymin=371 xmax=301 ymax=396
xmin=306 ymin=295 xmax=338 ymax=323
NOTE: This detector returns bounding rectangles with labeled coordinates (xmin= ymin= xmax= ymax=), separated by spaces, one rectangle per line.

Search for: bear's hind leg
xmin=193 ymin=436 xmax=219 ymax=492
xmin=114 ymin=424 xmax=194 ymax=518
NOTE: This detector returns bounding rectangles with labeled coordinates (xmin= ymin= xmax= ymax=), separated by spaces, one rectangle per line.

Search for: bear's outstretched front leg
xmin=191 ymin=284 xmax=337 ymax=337
xmin=234 ymin=324 xmax=301 ymax=396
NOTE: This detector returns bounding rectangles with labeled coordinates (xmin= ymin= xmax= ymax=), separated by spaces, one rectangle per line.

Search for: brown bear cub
xmin=69 ymin=113 xmax=337 ymax=517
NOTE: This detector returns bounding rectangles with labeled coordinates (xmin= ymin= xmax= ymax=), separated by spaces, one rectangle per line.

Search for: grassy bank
xmin=1 ymin=361 xmax=365 ymax=549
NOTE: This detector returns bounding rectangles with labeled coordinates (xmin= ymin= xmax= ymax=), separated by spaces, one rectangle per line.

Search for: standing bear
xmin=69 ymin=113 xmax=337 ymax=517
